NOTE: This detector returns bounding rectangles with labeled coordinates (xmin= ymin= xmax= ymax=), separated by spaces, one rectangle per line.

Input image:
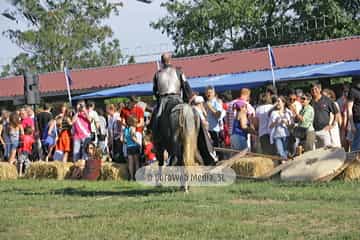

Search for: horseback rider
xmin=152 ymin=53 xmax=217 ymax=166
xmin=153 ymin=52 xmax=193 ymax=119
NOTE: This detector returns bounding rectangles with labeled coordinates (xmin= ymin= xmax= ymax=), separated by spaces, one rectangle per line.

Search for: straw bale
xmin=25 ymin=162 xmax=73 ymax=180
xmin=66 ymin=160 xmax=86 ymax=180
xmin=99 ymin=163 xmax=128 ymax=181
xmin=340 ymin=161 xmax=360 ymax=181
xmin=280 ymin=147 xmax=346 ymax=182
xmin=0 ymin=162 xmax=18 ymax=180
xmin=231 ymin=156 xmax=276 ymax=177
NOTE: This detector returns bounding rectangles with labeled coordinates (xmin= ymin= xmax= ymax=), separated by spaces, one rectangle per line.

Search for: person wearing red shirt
xmin=143 ymin=134 xmax=156 ymax=165
xmin=19 ymin=107 xmax=34 ymax=130
xmin=120 ymin=105 xmax=131 ymax=125
xmin=121 ymin=97 xmax=144 ymax=133
xmin=18 ymin=126 xmax=34 ymax=176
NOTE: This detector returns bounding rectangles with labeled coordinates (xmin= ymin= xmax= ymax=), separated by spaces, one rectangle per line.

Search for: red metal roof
xmin=1 ymin=36 xmax=359 ymax=99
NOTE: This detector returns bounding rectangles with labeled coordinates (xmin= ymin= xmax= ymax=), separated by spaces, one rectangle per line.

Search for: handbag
xmin=44 ymin=135 xmax=55 ymax=147
xmin=293 ymin=126 xmax=307 ymax=139
xmin=44 ymin=124 xmax=57 ymax=147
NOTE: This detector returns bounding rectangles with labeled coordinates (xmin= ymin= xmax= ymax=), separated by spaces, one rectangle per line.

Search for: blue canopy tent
xmin=74 ymin=60 xmax=360 ymax=100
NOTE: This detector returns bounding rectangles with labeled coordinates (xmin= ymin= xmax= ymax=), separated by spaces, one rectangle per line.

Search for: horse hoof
xmin=180 ymin=186 xmax=190 ymax=193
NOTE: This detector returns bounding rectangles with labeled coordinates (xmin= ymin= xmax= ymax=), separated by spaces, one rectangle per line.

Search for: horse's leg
xmin=156 ymin=146 xmax=164 ymax=167
xmin=155 ymin=147 xmax=165 ymax=187
xmin=170 ymin=136 xmax=182 ymax=166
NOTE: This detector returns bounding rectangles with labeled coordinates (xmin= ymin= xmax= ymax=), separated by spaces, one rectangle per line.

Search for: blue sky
xmin=0 ymin=0 xmax=173 ymax=67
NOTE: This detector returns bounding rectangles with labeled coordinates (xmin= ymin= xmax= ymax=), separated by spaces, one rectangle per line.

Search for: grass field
xmin=0 ymin=180 xmax=360 ymax=240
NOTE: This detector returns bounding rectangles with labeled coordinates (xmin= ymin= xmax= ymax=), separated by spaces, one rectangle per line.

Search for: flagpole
xmin=271 ymin=65 xmax=276 ymax=88
xmin=268 ymin=44 xmax=276 ymax=88
xmin=64 ymin=67 xmax=72 ymax=106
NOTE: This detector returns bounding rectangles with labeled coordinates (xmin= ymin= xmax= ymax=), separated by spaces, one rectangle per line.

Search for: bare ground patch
xmin=229 ymin=198 xmax=285 ymax=205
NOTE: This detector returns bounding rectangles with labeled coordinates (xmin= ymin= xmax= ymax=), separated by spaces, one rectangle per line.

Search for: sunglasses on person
xmin=301 ymin=96 xmax=309 ymax=101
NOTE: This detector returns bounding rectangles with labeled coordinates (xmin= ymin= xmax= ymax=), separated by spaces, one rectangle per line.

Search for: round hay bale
xmin=340 ymin=161 xmax=360 ymax=181
xmin=0 ymin=162 xmax=18 ymax=180
xmin=280 ymin=147 xmax=346 ymax=182
xmin=99 ymin=163 xmax=128 ymax=181
xmin=231 ymin=156 xmax=276 ymax=177
xmin=25 ymin=162 xmax=73 ymax=180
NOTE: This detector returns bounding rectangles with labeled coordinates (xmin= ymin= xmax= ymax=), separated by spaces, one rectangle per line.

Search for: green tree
xmin=151 ymin=0 xmax=359 ymax=56
xmin=1 ymin=0 xmax=123 ymax=76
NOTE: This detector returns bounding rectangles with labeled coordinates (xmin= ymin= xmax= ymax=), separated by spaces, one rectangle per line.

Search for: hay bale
xmin=76 ymin=160 xmax=86 ymax=167
xmin=25 ymin=162 xmax=73 ymax=180
xmin=0 ymin=162 xmax=18 ymax=180
xmin=65 ymin=160 xmax=86 ymax=180
xmin=340 ymin=161 xmax=360 ymax=181
xmin=281 ymin=147 xmax=346 ymax=182
xmin=99 ymin=163 xmax=128 ymax=181
xmin=231 ymin=156 xmax=276 ymax=177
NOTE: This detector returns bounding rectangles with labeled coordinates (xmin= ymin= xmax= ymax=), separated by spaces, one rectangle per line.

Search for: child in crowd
xmin=17 ymin=126 xmax=34 ymax=176
xmin=43 ymin=116 xmax=61 ymax=161
xmin=123 ymin=115 xmax=142 ymax=181
xmin=82 ymin=142 xmax=102 ymax=180
xmin=143 ymin=133 xmax=156 ymax=165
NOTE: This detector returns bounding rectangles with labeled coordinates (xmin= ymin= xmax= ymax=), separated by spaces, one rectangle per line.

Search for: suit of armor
xmin=152 ymin=65 xmax=192 ymax=120
xmin=151 ymin=64 xmax=217 ymax=166
xmin=154 ymin=67 xmax=182 ymax=96
xmin=153 ymin=65 xmax=192 ymax=101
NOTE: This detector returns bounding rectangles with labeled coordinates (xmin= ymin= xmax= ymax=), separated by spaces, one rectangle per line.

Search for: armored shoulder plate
xmin=156 ymin=67 xmax=181 ymax=96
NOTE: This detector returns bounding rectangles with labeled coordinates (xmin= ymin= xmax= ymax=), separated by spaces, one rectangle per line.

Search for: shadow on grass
xmin=51 ymin=187 xmax=178 ymax=197
xmin=4 ymin=186 xmax=178 ymax=197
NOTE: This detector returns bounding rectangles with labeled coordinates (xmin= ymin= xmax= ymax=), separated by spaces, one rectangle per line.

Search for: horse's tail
xmin=179 ymin=104 xmax=198 ymax=167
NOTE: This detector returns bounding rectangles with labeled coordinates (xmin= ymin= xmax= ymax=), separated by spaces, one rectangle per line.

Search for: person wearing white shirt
xmin=255 ymin=93 xmax=275 ymax=155
xmin=205 ymin=86 xmax=223 ymax=149
xmin=87 ymin=101 xmax=100 ymax=144
xmin=269 ymin=96 xmax=293 ymax=161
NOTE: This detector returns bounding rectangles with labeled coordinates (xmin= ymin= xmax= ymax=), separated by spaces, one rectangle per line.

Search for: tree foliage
xmin=151 ymin=0 xmax=360 ymax=56
xmin=127 ymin=55 xmax=136 ymax=64
xmin=1 ymin=0 xmax=123 ymax=76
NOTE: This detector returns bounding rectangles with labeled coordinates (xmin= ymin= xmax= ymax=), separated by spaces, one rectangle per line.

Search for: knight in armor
xmin=152 ymin=53 xmax=217 ymax=166
xmin=153 ymin=53 xmax=192 ymax=119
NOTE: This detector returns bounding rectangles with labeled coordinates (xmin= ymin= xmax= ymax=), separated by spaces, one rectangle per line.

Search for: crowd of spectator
xmin=0 ymin=79 xmax=359 ymax=177
xmin=195 ymin=82 xmax=356 ymax=164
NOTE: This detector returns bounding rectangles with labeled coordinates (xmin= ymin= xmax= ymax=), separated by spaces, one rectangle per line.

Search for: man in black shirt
xmin=347 ymin=76 xmax=360 ymax=151
xmin=37 ymin=103 xmax=53 ymax=146
xmin=311 ymin=83 xmax=338 ymax=148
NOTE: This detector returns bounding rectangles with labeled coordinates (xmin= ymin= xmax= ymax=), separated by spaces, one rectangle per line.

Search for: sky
xmin=0 ymin=0 xmax=174 ymax=68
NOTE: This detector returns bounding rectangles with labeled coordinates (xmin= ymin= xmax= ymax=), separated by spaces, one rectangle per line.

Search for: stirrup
xmin=210 ymin=151 xmax=218 ymax=162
